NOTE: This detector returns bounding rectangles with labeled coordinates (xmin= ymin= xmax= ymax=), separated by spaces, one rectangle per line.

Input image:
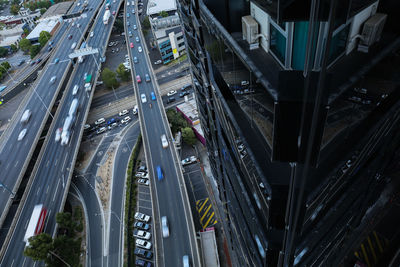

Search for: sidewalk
xmin=195 ymin=143 xmax=235 ymax=267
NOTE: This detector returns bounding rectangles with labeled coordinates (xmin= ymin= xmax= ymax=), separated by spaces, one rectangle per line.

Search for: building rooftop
xmin=0 ymin=35 xmax=21 ymax=47
xmin=176 ymin=98 xmax=199 ymax=125
xmin=26 ymin=19 xmax=58 ymax=40
xmin=0 ymin=24 xmax=24 ymax=37
xmin=147 ymin=0 xmax=176 ymax=16
xmin=40 ymin=1 xmax=73 ymax=20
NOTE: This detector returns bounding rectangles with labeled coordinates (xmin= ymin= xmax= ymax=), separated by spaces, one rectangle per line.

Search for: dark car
xmin=179 ymin=91 xmax=189 ymax=98
xmin=17 ymin=60 xmax=25 ymax=66
xmin=68 ymin=34 xmax=73 ymax=39
xmin=36 ymin=58 xmax=42 ymax=63
xmin=180 ymin=84 xmax=191 ymax=91
xmin=133 ymin=221 xmax=150 ymax=230
xmin=166 ymin=97 xmax=175 ymax=104
xmin=107 ymin=118 xmax=116 ymax=125
xmin=134 ymin=248 xmax=153 ymax=259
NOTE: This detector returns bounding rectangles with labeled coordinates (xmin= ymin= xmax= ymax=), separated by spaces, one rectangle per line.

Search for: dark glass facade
xmin=177 ymin=0 xmax=400 ymax=266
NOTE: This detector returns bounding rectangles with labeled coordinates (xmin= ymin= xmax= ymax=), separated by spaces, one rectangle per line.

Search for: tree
xmin=101 ymin=68 xmax=119 ymax=89
xmin=10 ymin=4 xmax=19 ymax=15
xmin=30 ymin=45 xmax=41 ymax=59
xmin=166 ymin=109 xmax=188 ymax=134
xmin=19 ymin=38 xmax=31 ymax=52
xmin=114 ymin=18 xmax=124 ymax=33
xmin=23 ymin=233 xmax=53 ymax=262
xmin=40 ymin=8 xmax=46 ymax=15
xmin=182 ymin=127 xmax=197 ymax=145
xmin=116 ymin=63 xmax=130 ymax=81
xmin=38 ymin=31 xmax=51 ymax=47
xmin=159 ymin=11 xmax=168 ymax=17
xmin=1 ymin=61 xmax=11 ymax=70
xmin=10 ymin=44 xmax=18 ymax=52
xmin=23 ymin=28 xmax=30 ymax=36
xmin=56 ymin=212 xmax=75 ymax=235
xmin=142 ymin=16 xmax=150 ymax=29
xmin=0 ymin=47 xmax=8 ymax=57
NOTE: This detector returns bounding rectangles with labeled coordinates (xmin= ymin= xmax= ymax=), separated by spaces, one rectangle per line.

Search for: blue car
xmin=107 ymin=118 xmax=116 ymax=125
xmin=54 ymin=58 xmax=60 ymax=64
xmin=157 ymin=166 xmax=163 ymax=181
xmin=150 ymin=92 xmax=156 ymax=100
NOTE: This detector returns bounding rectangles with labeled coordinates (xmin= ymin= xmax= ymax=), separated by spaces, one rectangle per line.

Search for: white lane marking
xmin=36 ymin=187 xmax=40 ymax=196
xmin=21 ymin=257 xmax=26 ymax=267
xmin=10 ymin=259 xmax=14 ymax=267
xmin=14 ymin=161 xmax=19 ymax=167
xmin=46 ymin=185 xmax=50 ymax=194
xmin=5 ymin=162 xmax=10 ymax=170
xmin=46 ymin=160 xmax=50 ymax=167
xmin=24 ymin=218 xmax=29 ymax=230
xmin=53 ymin=179 xmax=60 ymax=202
xmin=55 ymin=158 xmax=58 ymax=166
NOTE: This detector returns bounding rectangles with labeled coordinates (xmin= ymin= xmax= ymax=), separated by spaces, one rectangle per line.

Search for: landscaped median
xmin=124 ymin=134 xmax=142 ymax=266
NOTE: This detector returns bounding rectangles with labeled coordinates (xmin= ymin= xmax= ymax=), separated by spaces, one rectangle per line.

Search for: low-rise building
xmin=147 ymin=0 xmax=186 ymax=64
xmin=176 ymin=97 xmax=205 ymax=145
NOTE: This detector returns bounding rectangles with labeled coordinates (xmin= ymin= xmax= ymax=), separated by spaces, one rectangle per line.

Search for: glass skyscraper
xmin=177 ymin=0 xmax=400 ymax=265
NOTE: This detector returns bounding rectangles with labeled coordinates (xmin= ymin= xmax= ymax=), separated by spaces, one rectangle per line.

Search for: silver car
xmin=161 ymin=216 xmax=169 ymax=238
xmin=140 ymin=94 xmax=147 ymax=103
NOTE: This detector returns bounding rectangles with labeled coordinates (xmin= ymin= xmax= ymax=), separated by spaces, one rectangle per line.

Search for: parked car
xmin=134 ymin=248 xmax=153 ymax=259
xmin=121 ymin=116 xmax=131 ymax=124
xmin=154 ymin=60 xmax=162 ymax=65
xmin=107 ymin=118 xmax=116 ymax=125
xmin=133 ymin=105 xmax=138 ymax=115
xmin=179 ymin=91 xmax=190 ymax=98
xmin=119 ymin=110 xmax=128 ymax=116
xmin=134 ymin=212 xmax=151 ymax=222
xmin=133 ymin=229 xmax=151 ymax=240
xmin=84 ymin=124 xmax=91 ymax=130
xmin=136 ymin=239 xmax=151 ymax=250
xmin=138 ymin=179 xmax=149 ymax=186
xmin=167 ymin=90 xmax=176 ymax=96
xmin=95 ymin=118 xmax=105 ymax=125
xmin=133 ymin=221 xmax=150 ymax=230
xmin=96 ymin=127 xmax=107 ymax=134
xmin=166 ymin=97 xmax=175 ymax=104
xmin=161 ymin=216 xmax=169 ymax=238
xmin=181 ymin=156 xmax=197 ymax=166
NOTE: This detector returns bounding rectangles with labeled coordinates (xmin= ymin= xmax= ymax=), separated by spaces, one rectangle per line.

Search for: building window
xmin=328 ymin=24 xmax=350 ymax=65
xmin=269 ymin=22 xmax=286 ymax=65
xmin=292 ymin=21 xmax=319 ymax=70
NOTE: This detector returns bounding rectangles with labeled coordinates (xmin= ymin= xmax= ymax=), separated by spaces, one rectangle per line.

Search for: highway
xmin=0 ymin=1 xmax=92 ymax=227
xmin=0 ymin=0 xmax=121 ymax=265
xmin=125 ymin=2 xmax=200 ymax=266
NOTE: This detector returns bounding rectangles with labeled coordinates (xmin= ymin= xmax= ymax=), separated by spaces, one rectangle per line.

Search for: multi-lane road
xmin=0 ymin=0 xmax=122 ymax=265
xmin=125 ymin=2 xmax=200 ymax=266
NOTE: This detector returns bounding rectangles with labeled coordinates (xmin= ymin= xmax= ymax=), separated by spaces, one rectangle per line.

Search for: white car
xmin=132 ymin=105 xmax=138 ymax=115
xmin=96 ymin=127 xmax=107 ymax=134
xmin=95 ymin=118 xmax=105 ymax=125
xmin=20 ymin=109 xmax=32 ymax=124
xmin=161 ymin=216 xmax=169 ymax=238
xmin=136 ymin=239 xmax=151 ymax=250
xmin=181 ymin=156 xmax=197 ymax=166
xmin=161 ymin=134 xmax=168 ymax=148
xmin=119 ymin=109 xmax=128 ymax=116
xmin=84 ymin=124 xmax=91 ymax=130
xmin=134 ymin=212 xmax=151 ymax=222
xmin=55 ymin=128 xmax=62 ymax=142
xmin=50 ymin=76 xmax=56 ymax=84
xmin=18 ymin=128 xmax=27 ymax=141
xmin=138 ymin=46 xmax=142 ymax=53
xmin=154 ymin=60 xmax=162 ymax=65
xmin=121 ymin=116 xmax=131 ymax=124
xmin=71 ymin=42 xmax=77 ymax=49
xmin=60 ymin=131 xmax=70 ymax=146
xmin=167 ymin=90 xmax=177 ymax=96
xmin=140 ymin=94 xmax=147 ymax=103
xmin=137 ymin=178 xmax=149 ymax=186
xmin=72 ymin=84 xmax=79 ymax=95
xmin=133 ymin=229 xmax=151 ymax=240
xmin=90 ymin=31 xmax=94 ymax=37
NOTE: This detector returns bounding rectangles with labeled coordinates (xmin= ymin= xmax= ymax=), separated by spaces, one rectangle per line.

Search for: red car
xmin=112 ymin=10 xmax=116 ymax=15
xmin=130 ymin=42 xmax=134 ymax=48
xmin=136 ymin=75 xmax=141 ymax=83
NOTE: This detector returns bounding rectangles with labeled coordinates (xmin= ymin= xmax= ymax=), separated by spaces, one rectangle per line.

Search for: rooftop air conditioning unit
xmin=242 ymin=15 xmax=259 ymax=50
xmin=358 ymin=13 xmax=387 ymax=53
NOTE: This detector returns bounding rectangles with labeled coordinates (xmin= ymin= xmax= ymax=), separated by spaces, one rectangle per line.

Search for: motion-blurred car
xmin=136 ymin=75 xmax=141 ymax=83
xmin=18 ymin=129 xmax=27 ymax=141
xmin=161 ymin=216 xmax=169 ymax=238
xmin=55 ymin=128 xmax=62 ymax=142
xmin=150 ymin=92 xmax=156 ymax=100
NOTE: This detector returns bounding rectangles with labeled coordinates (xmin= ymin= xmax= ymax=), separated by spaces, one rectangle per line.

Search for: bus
xmin=24 ymin=204 xmax=47 ymax=246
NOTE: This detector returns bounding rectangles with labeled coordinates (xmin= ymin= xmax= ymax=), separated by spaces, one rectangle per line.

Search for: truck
xmin=61 ymin=115 xmax=74 ymax=146
xmin=24 ymin=204 xmax=47 ymax=247
xmin=68 ymin=98 xmax=79 ymax=116
xmin=84 ymin=74 xmax=92 ymax=91
xmin=103 ymin=9 xmax=111 ymax=25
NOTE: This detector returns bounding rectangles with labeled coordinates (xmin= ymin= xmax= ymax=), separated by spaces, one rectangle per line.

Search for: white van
xmin=72 ymin=85 xmax=79 ymax=95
